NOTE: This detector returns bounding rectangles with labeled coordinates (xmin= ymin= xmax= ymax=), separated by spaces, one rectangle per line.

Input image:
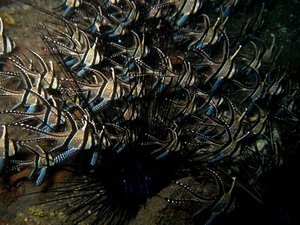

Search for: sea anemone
xmin=0 ymin=0 xmax=299 ymax=224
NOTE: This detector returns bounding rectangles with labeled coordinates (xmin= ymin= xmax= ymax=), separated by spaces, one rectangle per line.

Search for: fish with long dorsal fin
xmin=201 ymin=176 xmax=236 ymax=225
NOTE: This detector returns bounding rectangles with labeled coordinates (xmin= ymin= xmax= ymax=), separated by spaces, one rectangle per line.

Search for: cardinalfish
xmin=0 ymin=1 xmax=297 ymax=225
xmin=0 ymin=17 xmax=15 ymax=57
xmin=57 ymin=0 xmax=83 ymax=16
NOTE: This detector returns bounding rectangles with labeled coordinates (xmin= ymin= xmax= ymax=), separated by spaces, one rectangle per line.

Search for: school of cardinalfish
xmin=0 ymin=0 xmax=299 ymax=224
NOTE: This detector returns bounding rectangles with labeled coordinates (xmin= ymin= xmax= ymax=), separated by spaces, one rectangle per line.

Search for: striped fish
xmin=60 ymin=0 xmax=83 ymax=16
xmin=0 ymin=125 xmax=19 ymax=173
xmin=0 ymin=18 xmax=15 ymax=56
xmin=107 ymin=0 xmax=139 ymax=37
xmin=110 ymin=31 xmax=149 ymax=60
xmin=173 ymin=0 xmax=203 ymax=27
xmin=87 ymin=68 xmax=125 ymax=112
